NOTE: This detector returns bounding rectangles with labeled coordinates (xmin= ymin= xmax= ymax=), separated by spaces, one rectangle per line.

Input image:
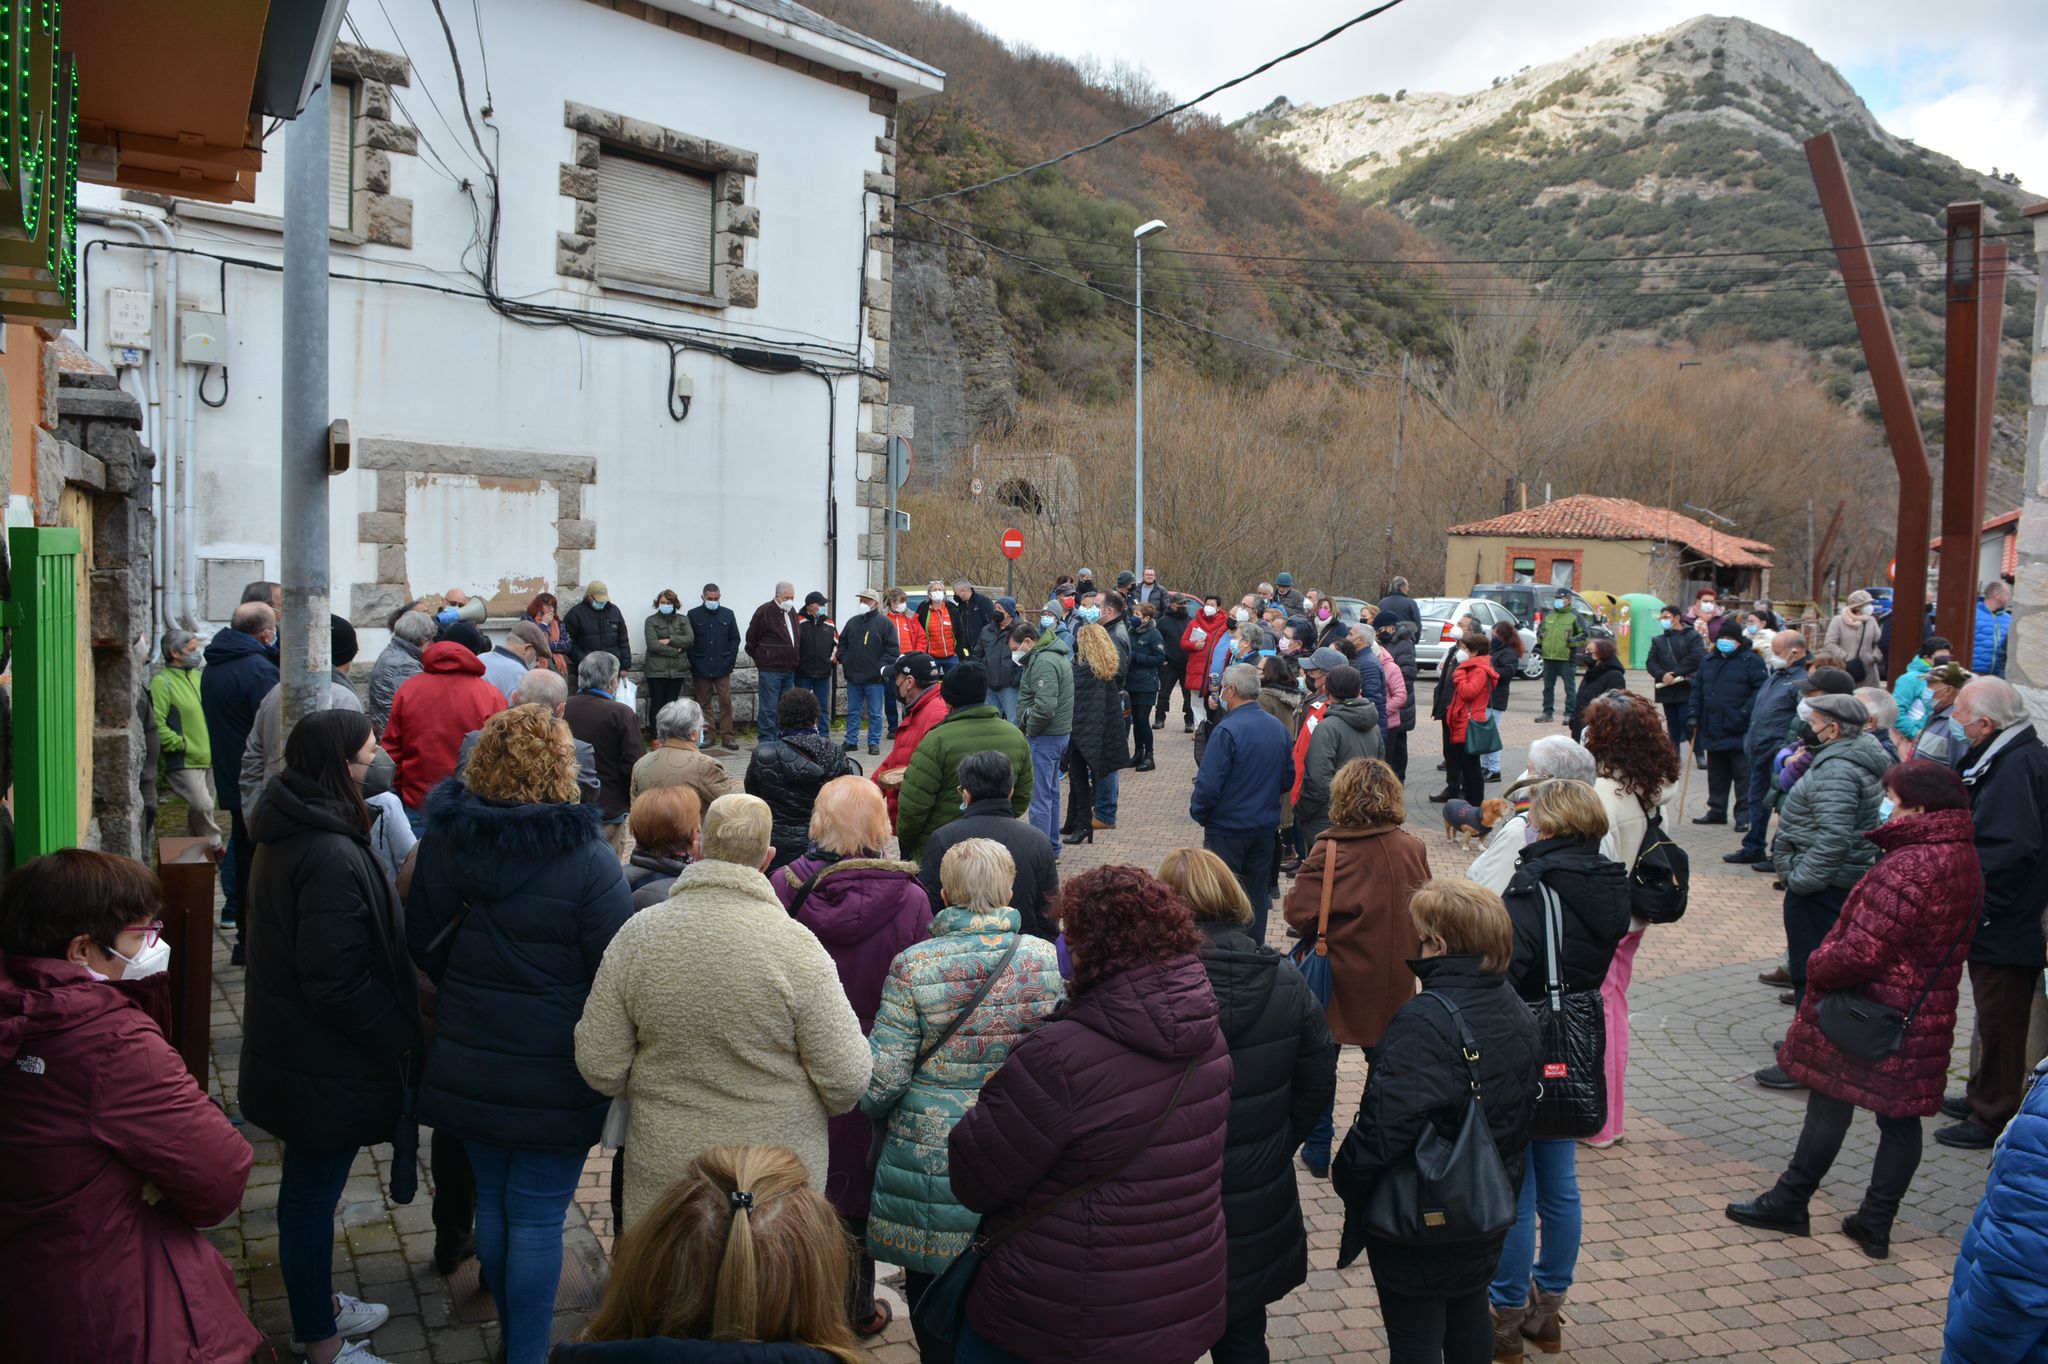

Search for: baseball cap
xmin=1801 ymin=666 xmax=1856 ymax=695
xmin=891 ymin=651 xmax=940 ymax=687
xmin=1308 ymin=646 xmax=1347 ymax=672
xmin=585 ymin=580 xmax=609 ymax=604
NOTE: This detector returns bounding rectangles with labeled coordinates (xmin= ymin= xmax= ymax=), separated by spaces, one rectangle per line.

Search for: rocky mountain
xmin=1247 ymin=14 xmax=2039 ymax=443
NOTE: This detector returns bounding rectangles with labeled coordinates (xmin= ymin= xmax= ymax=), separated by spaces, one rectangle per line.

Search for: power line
xmin=903 ymin=0 xmax=1411 ymax=208
xmin=368 ymin=0 xmax=491 ymax=178
xmin=469 ymin=0 xmax=496 ymax=108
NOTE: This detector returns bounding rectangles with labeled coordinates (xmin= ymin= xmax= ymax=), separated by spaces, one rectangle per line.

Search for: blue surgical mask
xmin=1878 ymin=797 xmax=1895 ymax=822
xmin=1079 ymin=606 xmax=1101 ymax=623
xmin=658 ymin=603 xmax=675 ymax=615
xmin=1040 ymin=615 xmax=1055 ymax=630
xmin=1715 ymin=638 xmax=1737 ymax=654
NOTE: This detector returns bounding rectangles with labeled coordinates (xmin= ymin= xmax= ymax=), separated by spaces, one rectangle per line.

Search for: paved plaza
xmin=202 ymin=689 xmax=1990 ymax=1362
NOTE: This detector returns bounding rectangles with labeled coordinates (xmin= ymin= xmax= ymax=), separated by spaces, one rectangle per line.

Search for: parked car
xmin=1414 ymin=596 xmax=1543 ymax=680
xmin=1332 ymin=596 xmax=1372 ymax=629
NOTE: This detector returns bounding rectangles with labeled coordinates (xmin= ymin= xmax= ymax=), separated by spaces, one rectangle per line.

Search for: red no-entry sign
xmin=1001 ymin=528 xmax=1026 ymax=560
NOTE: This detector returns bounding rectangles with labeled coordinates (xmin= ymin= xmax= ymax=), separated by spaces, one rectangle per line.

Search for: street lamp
xmin=1134 ymin=218 xmax=1167 ymax=584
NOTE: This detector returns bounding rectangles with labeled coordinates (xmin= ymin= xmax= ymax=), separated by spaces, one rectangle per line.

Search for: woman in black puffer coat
xmin=1379 ymin=618 xmax=1420 ymax=781
xmin=1490 ymin=778 xmax=1632 ymax=1359
xmin=1568 ymin=638 xmax=1627 ymax=742
xmin=1164 ymin=848 xmax=1338 ymax=1364
xmin=1063 ymin=622 xmax=1132 ymax=843
xmin=242 ymin=710 xmax=424 ymax=1356
xmin=1333 ymin=878 xmax=1541 ymax=1364
xmin=744 ymin=688 xmax=859 ymax=870
xmin=407 ymin=706 xmax=633 ymax=1364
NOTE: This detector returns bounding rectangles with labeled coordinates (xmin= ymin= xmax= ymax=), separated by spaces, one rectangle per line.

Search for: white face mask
xmin=1011 ymin=649 xmax=1028 ymax=665
xmin=778 ymin=598 xmax=796 ymax=612
xmin=1796 ymin=698 xmax=1814 ymax=722
xmin=109 ymin=936 xmax=171 ymax=981
xmin=932 ymin=590 xmax=949 ymax=603
xmin=1233 ymin=607 xmax=1251 ymax=623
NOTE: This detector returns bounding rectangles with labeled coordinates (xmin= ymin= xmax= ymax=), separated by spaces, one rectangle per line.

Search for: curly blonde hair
xmin=465 ymin=704 xmax=581 ymax=804
xmin=1074 ymin=622 xmax=1119 ymax=681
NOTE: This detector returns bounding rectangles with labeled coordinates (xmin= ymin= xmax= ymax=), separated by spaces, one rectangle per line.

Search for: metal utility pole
xmin=280 ymin=78 xmax=333 ymax=730
xmin=1133 ymin=219 xmax=1166 ymax=584
xmin=1383 ymin=352 xmax=1408 ymax=586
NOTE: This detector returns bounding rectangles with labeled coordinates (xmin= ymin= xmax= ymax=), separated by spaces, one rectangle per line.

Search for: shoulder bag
xmin=1360 ymin=991 xmax=1517 ymax=1245
xmin=914 ymin=1053 xmax=1202 ymax=1345
xmin=1287 ymin=840 xmax=1337 ymax=1009
xmin=1817 ymin=909 xmax=1975 ymax=1062
xmin=1463 ymin=710 xmax=1503 ymax=757
xmin=865 ymin=935 xmax=1023 ymax=1174
xmin=1526 ymin=883 xmax=1608 ymax=1139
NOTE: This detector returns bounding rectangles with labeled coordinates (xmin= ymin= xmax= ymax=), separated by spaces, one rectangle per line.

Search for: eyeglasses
xmin=123 ymin=920 xmax=165 ymax=948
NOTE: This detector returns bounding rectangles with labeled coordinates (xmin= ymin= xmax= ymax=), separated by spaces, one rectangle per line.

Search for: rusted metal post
xmin=1811 ymin=500 xmax=1845 ymax=603
xmin=1937 ymin=202 xmax=1985 ymax=647
xmin=1805 ymin=132 xmax=1935 ymax=682
xmin=1974 ymin=242 xmax=2008 ymax=568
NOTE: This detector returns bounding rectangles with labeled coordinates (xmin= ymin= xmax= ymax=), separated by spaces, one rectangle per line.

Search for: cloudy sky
xmin=940 ymin=0 xmax=2048 ymax=188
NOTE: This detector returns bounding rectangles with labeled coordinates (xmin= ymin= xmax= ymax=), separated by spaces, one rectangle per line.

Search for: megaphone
xmin=438 ymin=596 xmax=489 ymax=626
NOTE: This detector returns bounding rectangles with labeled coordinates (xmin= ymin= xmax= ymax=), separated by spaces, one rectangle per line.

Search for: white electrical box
xmin=107 ymin=288 xmax=151 ymax=349
xmin=179 ymin=311 xmax=229 ymax=365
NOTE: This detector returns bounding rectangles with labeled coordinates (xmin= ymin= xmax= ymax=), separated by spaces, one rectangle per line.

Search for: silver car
xmin=1414 ymin=596 xmax=1542 ymax=681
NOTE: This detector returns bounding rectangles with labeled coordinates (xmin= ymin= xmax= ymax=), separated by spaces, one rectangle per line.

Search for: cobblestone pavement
xmin=207 ymin=689 xmax=1987 ymax=1362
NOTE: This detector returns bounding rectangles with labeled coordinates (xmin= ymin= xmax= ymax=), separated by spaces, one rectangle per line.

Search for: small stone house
xmin=1445 ymin=495 xmax=1773 ymax=603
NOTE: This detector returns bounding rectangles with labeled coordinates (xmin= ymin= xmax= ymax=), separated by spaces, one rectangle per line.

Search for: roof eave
xmin=657 ymin=0 xmax=946 ymax=98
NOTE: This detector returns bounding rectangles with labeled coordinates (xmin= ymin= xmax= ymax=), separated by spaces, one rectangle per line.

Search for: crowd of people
xmin=2 ymin=565 xmax=2044 ymax=1364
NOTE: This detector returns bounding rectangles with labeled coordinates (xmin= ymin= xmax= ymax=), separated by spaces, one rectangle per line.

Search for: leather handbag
xmin=1287 ymin=840 xmax=1337 ymax=1009
xmin=866 ymin=935 xmax=1022 ymax=1174
xmin=1817 ymin=911 xmax=1974 ymax=1062
xmin=1526 ymin=883 xmax=1607 ymax=1140
xmin=913 ymin=1054 xmax=1201 ymax=1345
xmin=1463 ymin=713 xmax=1503 ymax=756
xmin=1360 ymin=992 xmax=1517 ymax=1245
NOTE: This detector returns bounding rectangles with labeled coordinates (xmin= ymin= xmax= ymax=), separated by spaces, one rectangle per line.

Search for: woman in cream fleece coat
xmin=575 ymin=793 xmax=872 ymax=1228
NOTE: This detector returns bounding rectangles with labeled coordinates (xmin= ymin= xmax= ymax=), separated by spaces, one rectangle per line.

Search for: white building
xmin=72 ymin=0 xmax=941 ymax=642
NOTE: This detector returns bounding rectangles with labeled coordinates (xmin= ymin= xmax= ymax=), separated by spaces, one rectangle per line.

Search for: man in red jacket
xmin=383 ymin=635 xmax=508 ymax=826
xmin=873 ymin=652 xmax=948 ymax=820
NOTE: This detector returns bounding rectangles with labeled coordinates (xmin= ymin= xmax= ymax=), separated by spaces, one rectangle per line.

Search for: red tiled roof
xmin=1447 ymin=495 xmax=1774 ymax=568
xmin=1931 ymin=508 xmax=2020 ymax=578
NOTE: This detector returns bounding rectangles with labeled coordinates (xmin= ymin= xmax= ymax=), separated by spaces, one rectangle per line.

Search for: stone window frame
xmin=555 ymin=102 xmax=760 ymax=308
xmin=326 ymin=43 xmax=418 ymax=249
xmin=349 ymin=439 xmax=599 ymax=627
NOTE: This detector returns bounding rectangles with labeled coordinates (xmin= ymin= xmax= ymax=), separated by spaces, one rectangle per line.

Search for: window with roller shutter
xmin=328 ymin=80 xmax=356 ymax=231
xmin=595 ymin=153 xmax=716 ymax=297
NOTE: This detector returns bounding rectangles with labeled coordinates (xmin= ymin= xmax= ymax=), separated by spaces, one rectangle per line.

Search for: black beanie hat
xmin=330 ymin=613 xmax=359 ymax=667
xmin=941 ymin=662 xmax=989 ymax=708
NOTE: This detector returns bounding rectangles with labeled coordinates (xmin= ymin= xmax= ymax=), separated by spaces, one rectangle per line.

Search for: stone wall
xmin=2012 ymin=207 xmax=2048 ymax=726
xmin=887 ymin=239 xmax=1018 ymax=480
xmin=331 ymin=41 xmax=419 ymax=248
xmin=52 ymin=364 xmax=156 ymax=859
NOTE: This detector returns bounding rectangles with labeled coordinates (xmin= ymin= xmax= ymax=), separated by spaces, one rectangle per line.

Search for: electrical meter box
xmin=107 ymin=289 xmax=152 ymax=348
xmin=178 ymin=311 xmax=230 ymax=365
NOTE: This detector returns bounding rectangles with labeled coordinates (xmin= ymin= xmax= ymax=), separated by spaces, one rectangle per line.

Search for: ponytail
xmin=712 ymin=1186 xmax=762 ymax=1340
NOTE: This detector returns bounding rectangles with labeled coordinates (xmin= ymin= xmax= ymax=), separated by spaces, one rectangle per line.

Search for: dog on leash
xmin=1444 ymin=797 xmax=1512 ymax=849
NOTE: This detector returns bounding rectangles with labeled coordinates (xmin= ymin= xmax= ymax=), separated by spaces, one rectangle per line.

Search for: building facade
xmin=71 ymin=0 xmax=941 ymax=649
xmin=1445 ymin=495 xmax=1773 ymax=605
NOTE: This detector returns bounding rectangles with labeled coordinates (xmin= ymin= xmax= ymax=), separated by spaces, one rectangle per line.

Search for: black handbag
xmin=1526 ymin=883 xmax=1608 ymax=1140
xmin=1360 ymin=992 xmax=1517 ymax=1246
xmin=912 ymin=1054 xmax=1201 ymax=1345
xmin=1816 ymin=911 xmax=1974 ymax=1062
xmin=866 ymin=936 xmax=1022 ymax=1174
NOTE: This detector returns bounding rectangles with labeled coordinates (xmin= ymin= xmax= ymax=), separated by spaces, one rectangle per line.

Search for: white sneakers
xmin=290 ymin=1293 xmax=392 ymax=1355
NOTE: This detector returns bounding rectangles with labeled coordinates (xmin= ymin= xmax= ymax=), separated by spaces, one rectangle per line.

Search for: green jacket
xmin=150 ymin=665 xmax=210 ymax=771
xmin=861 ymin=907 xmax=1066 ymax=1273
xmin=1775 ymin=731 xmax=1890 ymax=895
xmin=642 ymin=611 xmax=694 ymax=680
xmin=1536 ymin=608 xmax=1586 ymax=662
xmin=894 ymin=704 xmax=1034 ymax=859
xmin=1017 ymin=634 xmax=1074 ymax=738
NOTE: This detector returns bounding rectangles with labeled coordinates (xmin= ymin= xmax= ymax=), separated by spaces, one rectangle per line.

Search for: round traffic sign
xmin=1001 ymin=528 xmax=1026 ymax=560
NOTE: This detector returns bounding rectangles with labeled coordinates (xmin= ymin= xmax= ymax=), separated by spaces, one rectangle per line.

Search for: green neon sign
xmin=0 ymin=0 xmax=77 ymax=319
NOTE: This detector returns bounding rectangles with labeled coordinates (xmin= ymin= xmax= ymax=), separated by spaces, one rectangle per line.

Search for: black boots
xmin=1724 ymin=1189 xmax=1810 ymax=1237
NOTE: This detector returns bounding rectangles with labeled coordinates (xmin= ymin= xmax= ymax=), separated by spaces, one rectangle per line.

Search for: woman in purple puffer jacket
xmin=947 ymin=864 xmax=1234 ymax=1364
xmin=772 ymin=775 xmax=931 ymax=1339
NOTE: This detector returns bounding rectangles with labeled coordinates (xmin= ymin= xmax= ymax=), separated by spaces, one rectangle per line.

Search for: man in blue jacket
xmin=1944 ymin=1056 xmax=2048 ymax=1362
xmin=1191 ymin=662 xmax=1295 ymax=943
xmin=1974 ymin=580 xmax=2012 ymax=678
xmin=200 ymin=601 xmax=279 ymax=963
xmin=1725 ymin=630 xmax=1808 ymax=865
xmin=686 ymin=582 xmax=741 ymax=751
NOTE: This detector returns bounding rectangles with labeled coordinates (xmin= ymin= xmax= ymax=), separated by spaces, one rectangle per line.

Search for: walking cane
xmin=1677 ymin=735 xmax=1694 ymax=818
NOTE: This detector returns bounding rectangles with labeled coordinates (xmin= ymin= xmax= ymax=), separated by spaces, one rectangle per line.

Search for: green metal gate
xmin=6 ymin=526 xmax=80 ymax=856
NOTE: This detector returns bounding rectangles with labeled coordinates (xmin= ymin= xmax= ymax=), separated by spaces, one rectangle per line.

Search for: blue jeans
xmin=757 ymin=670 xmax=795 ymax=741
xmin=1303 ymin=1044 xmax=1346 ymax=1167
xmin=846 ymin=681 xmax=887 ymax=746
xmin=1093 ymin=769 xmax=1121 ymax=825
xmin=1481 ymin=706 xmax=1503 ymax=775
xmin=1739 ymin=754 xmax=1776 ymax=857
xmin=1027 ymin=734 xmax=1069 ymax=853
xmin=466 ymin=1141 xmax=586 ymax=1364
xmin=278 ymin=1144 xmax=359 ymax=1345
xmin=404 ymin=803 xmax=429 ymax=837
xmin=1490 ymin=1138 xmax=1583 ymax=1305
xmin=992 ymin=686 xmax=1019 ymax=723
xmin=798 ymin=674 xmax=834 ymax=736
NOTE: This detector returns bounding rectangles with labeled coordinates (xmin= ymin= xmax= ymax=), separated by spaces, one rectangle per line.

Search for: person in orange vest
xmin=920 ymin=579 xmax=961 ymax=674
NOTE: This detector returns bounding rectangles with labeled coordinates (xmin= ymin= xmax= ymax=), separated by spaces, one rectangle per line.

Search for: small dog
xmin=1444 ymin=797 xmax=1513 ymax=850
